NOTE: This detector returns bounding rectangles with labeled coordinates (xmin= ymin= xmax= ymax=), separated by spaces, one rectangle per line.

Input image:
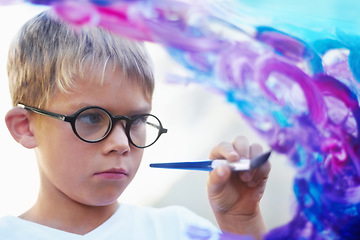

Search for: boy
xmin=0 ymin=10 xmax=270 ymax=239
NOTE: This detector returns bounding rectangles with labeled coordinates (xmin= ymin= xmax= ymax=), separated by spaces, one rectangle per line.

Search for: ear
xmin=5 ymin=107 xmax=37 ymax=149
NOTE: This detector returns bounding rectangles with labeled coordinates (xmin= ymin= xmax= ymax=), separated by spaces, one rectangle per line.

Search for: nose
xmin=102 ymin=121 xmax=130 ymax=155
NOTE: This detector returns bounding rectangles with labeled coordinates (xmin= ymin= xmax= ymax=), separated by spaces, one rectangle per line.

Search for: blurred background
xmin=0 ymin=3 xmax=296 ymax=231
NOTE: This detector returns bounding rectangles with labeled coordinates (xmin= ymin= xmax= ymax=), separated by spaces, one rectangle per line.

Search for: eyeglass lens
xmin=74 ymin=108 xmax=162 ymax=147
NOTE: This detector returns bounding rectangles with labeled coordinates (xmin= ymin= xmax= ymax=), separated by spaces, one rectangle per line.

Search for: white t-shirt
xmin=0 ymin=204 xmax=220 ymax=240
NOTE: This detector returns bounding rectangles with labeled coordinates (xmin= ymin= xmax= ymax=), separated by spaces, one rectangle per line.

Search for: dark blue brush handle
xmin=149 ymin=161 xmax=213 ymax=171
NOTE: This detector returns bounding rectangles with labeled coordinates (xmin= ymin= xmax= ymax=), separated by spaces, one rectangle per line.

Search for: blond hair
xmin=7 ymin=10 xmax=154 ymax=108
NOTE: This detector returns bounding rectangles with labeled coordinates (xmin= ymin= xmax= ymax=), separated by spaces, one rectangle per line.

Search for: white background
xmin=0 ymin=3 xmax=296 ymax=230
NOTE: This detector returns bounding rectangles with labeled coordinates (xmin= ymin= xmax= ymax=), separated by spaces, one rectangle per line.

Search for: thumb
xmin=207 ymin=165 xmax=231 ymax=197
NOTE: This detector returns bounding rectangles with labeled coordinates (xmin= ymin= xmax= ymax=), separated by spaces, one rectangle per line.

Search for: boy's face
xmin=34 ymin=68 xmax=151 ymax=207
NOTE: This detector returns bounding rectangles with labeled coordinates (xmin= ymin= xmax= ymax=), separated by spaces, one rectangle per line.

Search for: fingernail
xmin=229 ymin=151 xmax=239 ymax=160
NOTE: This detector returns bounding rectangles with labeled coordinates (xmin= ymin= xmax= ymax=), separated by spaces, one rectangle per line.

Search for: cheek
xmin=35 ymin=139 xmax=100 ymax=205
xmin=131 ymin=149 xmax=144 ymax=173
xmin=35 ymin=117 xmax=73 ymax=145
xmin=37 ymin=140 xmax=89 ymax=178
xmin=36 ymin=119 xmax=90 ymax=173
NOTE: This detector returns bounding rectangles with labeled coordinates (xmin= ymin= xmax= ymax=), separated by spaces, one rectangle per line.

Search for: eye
xmin=132 ymin=115 xmax=149 ymax=125
xmin=77 ymin=109 xmax=108 ymax=125
xmin=132 ymin=115 xmax=148 ymax=126
xmin=78 ymin=113 xmax=103 ymax=124
xmin=74 ymin=108 xmax=111 ymax=141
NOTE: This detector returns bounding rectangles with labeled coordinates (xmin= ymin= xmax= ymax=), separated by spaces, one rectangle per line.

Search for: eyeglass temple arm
xmin=17 ymin=104 xmax=67 ymax=121
xmin=146 ymin=121 xmax=168 ymax=134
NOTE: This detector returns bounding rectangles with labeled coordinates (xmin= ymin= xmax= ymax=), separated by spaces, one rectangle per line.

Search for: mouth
xmin=94 ymin=168 xmax=128 ymax=180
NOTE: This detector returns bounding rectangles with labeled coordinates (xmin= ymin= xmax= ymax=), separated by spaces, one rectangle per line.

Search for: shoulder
xmin=0 ymin=215 xmax=19 ymax=231
xmin=0 ymin=215 xmax=29 ymax=239
xmin=0 ymin=215 xmax=78 ymax=240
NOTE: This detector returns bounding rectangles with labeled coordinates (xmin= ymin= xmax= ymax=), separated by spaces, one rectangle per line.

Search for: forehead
xmin=65 ymin=63 xmax=152 ymax=98
xmin=50 ymin=67 xmax=152 ymax=114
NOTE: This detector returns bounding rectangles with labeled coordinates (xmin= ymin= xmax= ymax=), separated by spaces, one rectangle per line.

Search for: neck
xmin=20 ymin=186 xmax=119 ymax=235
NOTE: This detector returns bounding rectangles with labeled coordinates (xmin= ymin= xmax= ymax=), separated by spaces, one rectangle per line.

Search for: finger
xmin=209 ymin=141 xmax=239 ymax=162
xmin=207 ymin=165 xmax=232 ymax=196
xmin=232 ymin=136 xmax=250 ymax=160
xmin=239 ymin=143 xmax=263 ymax=182
xmin=249 ymin=143 xmax=263 ymax=159
xmin=246 ymin=160 xmax=271 ymax=188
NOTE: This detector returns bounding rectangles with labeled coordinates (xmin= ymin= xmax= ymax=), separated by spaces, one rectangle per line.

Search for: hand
xmin=207 ymin=136 xmax=271 ymax=238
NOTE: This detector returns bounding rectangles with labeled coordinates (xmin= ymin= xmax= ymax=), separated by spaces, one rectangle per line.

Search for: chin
xmin=80 ymin=191 xmax=123 ymax=207
xmin=93 ymin=195 xmax=122 ymax=206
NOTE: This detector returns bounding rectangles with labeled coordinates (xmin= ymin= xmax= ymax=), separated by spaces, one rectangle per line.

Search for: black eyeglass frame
xmin=17 ymin=103 xmax=168 ymax=148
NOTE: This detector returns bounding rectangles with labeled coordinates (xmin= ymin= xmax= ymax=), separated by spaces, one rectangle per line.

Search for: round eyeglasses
xmin=18 ymin=104 xmax=168 ymax=148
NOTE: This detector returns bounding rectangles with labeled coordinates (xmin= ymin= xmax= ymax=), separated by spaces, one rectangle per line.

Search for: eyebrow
xmin=126 ymin=106 xmax=153 ymax=116
xmin=70 ymin=103 xmax=152 ymax=116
